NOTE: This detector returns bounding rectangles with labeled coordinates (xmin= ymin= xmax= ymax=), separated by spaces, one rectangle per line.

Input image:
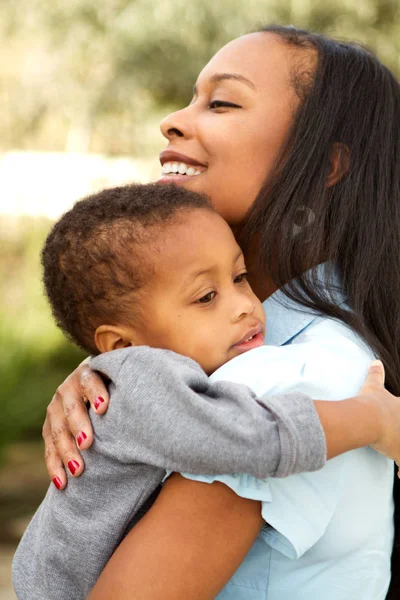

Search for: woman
xmin=42 ymin=26 xmax=400 ymax=598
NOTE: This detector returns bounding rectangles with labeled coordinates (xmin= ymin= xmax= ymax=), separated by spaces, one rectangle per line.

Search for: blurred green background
xmin=1 ymin=0 xmax=399 ymax=596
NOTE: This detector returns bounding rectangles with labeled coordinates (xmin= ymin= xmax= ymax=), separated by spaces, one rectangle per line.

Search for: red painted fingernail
xmin=77 ymin=431 xmax=87 ymax=447
xmin=52 ymin=476 xmax=63 ymax=490
xmin=94 ymin=396 xmax=105 ymax=410
xmin=68 ymin=460 xmax=79 ymax=475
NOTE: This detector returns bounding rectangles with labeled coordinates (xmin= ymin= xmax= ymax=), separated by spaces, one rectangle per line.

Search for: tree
xmin=1 ymin=0 xmax=399 ymax=155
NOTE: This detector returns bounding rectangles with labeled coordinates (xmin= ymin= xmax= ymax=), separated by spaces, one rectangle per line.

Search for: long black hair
xmin=239 ymin=25 xmax=400 ymax=598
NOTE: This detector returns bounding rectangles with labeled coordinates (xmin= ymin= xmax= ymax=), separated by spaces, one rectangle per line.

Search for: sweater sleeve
xmin=90 ymin=346 xmax=326 ymax=479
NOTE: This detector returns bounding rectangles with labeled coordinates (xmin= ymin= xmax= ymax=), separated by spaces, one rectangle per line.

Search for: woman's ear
xmin=327 ymin=143 xmax=350 ymax=188
xmin=94 ymin=325 xmax=135 ymax=354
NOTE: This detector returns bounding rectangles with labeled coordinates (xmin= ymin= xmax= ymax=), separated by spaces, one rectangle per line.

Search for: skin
xmin=159 ymin=32 xmax=304 ymax=226
xmin=95 ymin=208 xmax=266 ymax=375
xmin=43 ymin=32 xmax=400 ymax=598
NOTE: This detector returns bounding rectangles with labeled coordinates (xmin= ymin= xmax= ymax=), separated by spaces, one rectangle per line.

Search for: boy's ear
xmin=327 ymin=142 xmax=350 ymax=188
xmin=94 ymin=325 xmax=136 ymax=354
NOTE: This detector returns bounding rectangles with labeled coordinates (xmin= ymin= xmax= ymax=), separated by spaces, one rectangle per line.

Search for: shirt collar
xmin=263 ymin=263 xmax=346 ymax=347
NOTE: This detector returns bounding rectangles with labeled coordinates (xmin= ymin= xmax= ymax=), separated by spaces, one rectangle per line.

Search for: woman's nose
xmin=160 ymin=106 xmax=193 ymax=141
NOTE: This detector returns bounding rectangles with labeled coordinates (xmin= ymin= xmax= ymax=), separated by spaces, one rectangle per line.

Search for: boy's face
xmin=130 ymin=209 xmax=266 ymax=374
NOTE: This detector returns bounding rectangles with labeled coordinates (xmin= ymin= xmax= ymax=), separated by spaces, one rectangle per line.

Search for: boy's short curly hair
xmin=41 ymin=183 xmax=213 ymax=355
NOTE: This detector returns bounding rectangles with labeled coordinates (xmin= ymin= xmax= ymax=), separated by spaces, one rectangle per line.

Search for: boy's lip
xmin=232 ymin=324 xmax=265 ymax=348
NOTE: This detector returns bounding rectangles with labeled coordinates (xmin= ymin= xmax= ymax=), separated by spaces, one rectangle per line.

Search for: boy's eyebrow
xmin=193 ymin=72 xmax=256 ymax=96
xmin=181 ymin=268 xmax=213 ymax=290
xmin=181 ymin=250 xmax=244 ymax=290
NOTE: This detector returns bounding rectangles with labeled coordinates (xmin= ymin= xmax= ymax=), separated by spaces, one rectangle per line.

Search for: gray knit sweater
xmin=12 ymin=346 xmax=325 ymax=600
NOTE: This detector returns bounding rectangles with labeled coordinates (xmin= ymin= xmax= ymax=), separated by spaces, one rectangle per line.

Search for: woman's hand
xmin=361 ymin=361 xmax=400 ymax=473
xmin=42 ymin=359 xmax=109 ymax=490
xmin=315 ymin=360 xmax=400 ymax=472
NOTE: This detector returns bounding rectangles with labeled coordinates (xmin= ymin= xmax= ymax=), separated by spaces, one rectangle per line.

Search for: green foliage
xmin=1 ymin=0 xmax=399 ymax=155
xmin=0 ymin=218 xmax=85 ymax=462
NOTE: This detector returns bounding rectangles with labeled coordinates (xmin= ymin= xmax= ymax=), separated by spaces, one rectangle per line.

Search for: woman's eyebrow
xmin=210 ymin=73 xmax=256 ymax=89
xmin=193 ymin=72 xmax=256 ymax=95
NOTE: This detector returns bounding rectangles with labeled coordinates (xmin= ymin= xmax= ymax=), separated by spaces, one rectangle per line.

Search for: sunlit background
xmin=1 ymin=1 xmax=399 ymax=597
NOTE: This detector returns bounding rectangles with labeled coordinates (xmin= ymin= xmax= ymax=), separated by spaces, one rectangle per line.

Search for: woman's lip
xmin=159 ymin=150 xmax=207 ymax=168
xmin=157 ymin=174 xmax=204 ymax=185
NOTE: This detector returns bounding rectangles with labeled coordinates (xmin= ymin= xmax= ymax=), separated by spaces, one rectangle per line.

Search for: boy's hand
xmin=362 ymin=361 xmax=400 ymax=476
xmin=42 ymin=358 xmax=109 ymax=490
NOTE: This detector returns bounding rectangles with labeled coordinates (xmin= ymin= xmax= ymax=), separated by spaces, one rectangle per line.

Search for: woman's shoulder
xmin=212 ymin=317 xmax=373 ymax=400
xmin=295 ymin=315 xmax=374 ymax=361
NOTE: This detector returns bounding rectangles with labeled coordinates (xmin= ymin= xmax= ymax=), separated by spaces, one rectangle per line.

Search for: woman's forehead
xmin=199 ymin=33 xmax=292 ymax=85
xmin=197 ymin=32 xmax=314 ymax=98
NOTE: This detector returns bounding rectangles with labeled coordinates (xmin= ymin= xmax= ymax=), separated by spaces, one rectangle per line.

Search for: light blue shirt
xmin=181 ymin=269 xmax=394 ymax=600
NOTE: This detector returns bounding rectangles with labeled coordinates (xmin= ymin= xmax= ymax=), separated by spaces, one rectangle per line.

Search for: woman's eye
xmin=234 ymin=273 xmax=248 ymax=284
xmin=197 ymin=291 xmax=216 ymax=304
xmin=208 ymin=100 xmax=241 ymax=109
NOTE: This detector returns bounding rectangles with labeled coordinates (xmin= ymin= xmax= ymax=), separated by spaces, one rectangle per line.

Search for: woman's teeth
xmin=161 ymin=162 xmax=202 ymax=176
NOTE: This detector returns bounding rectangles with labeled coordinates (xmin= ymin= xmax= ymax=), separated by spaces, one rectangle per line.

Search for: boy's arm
xmin=91 ymin=346 xmax=326 ymax=479
xmin=88 ymin=473 xmax=263 ymax=600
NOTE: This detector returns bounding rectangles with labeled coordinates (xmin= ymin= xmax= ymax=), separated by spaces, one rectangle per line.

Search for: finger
xmin=62 ymin=393 xmax=94 ymax=451
xmin=80 ymin=367 xmax=109 ymax=414
xmin=51 ymin=422 xmax=85 ymax=477
xmin=48 ymin=392 xmax=86 ymax=476
xmin=366 ymin=360 xmax=385 ymax=386
xmin=42 ymin=418 xmax=67 ymax=490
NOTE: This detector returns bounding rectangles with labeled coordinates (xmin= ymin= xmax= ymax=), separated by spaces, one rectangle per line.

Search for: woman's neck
xmin=245 ymin=258 xmax=278 ymax=302
xmin=234 ymin=227 xmax=279 ymax=301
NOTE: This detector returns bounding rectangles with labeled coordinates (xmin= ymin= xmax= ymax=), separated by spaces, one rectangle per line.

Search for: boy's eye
xmin=208 ymin=100 xmax=242 ymax=109
xmin=234 ymin=273 xmax=248 ymax=284
xmin=197 ymin=291 xmax=216 ymax=304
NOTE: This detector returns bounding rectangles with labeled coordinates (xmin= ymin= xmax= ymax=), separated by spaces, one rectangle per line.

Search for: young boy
xmin=12 ymin=183 xmax=326 ymax=599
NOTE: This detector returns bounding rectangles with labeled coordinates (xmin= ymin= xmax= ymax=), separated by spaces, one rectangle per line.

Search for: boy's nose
xmin=232 ymin=293 xmax=255 ymax=321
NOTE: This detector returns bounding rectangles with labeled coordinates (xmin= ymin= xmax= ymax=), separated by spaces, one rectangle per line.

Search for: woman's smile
xmin=159 ymin=149 xmax=207 ymax=182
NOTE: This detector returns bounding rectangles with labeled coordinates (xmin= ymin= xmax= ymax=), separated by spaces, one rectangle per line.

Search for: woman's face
xmin=159 ymin=32 xmax=303 ymax=225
